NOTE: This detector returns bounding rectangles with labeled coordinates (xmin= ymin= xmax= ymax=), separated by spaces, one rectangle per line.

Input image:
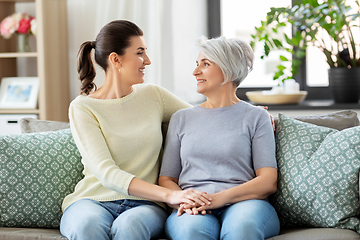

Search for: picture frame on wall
xmin=0 ymin=77 xmax=39 ymax=109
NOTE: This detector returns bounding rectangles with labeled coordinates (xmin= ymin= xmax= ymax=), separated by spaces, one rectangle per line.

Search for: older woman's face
xmin=193 ymin=52 xmax=224 ymax=95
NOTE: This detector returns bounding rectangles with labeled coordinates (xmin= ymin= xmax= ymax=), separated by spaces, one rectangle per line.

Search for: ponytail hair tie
xmin=90 ymin=41 xmax=96 ymax=48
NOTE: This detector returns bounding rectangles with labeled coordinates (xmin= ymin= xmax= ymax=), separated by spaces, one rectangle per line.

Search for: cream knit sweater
xmin=62 ymin=84 xmax=191 ymax=212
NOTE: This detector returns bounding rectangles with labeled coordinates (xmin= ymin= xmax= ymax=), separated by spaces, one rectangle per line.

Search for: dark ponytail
xmin=77 ymin=41 xmax=97 ymax=95
xmin=76 ymin=20 xmax=143 ymax=95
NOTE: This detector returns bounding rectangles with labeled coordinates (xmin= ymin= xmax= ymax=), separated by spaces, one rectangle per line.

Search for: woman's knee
xmin=111 ymin=204 xmax=167 ymax=240
xmin=165 ymin=212 xmax=220 ymax=240
xmin=220 ymin=200 xmax=280 ymax=239
xmin=60 ymin=199 xmax=113 ymax=240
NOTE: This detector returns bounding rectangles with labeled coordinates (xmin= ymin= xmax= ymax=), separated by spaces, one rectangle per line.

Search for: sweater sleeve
xmin=159 ymin=112 xmax=182 ymax=179
xmin=69 ymin=102 xmax=135 ymax=195
xmin=152 ymin=84 xmax=192 ymax=123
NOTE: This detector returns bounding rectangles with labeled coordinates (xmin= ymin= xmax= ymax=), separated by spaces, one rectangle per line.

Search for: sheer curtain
xmin=67 ymin=0 xmax=207 ymax=104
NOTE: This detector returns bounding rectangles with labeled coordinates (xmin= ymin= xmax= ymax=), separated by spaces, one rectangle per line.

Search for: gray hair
xmin=196 ymin=36 xmax=254 ymax=87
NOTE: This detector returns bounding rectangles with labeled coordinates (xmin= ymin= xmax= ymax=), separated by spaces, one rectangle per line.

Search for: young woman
xmin=159 ymin=36 xmax=280 ymax=240
xmin=59 ymin=20 xmax=211 ymax=240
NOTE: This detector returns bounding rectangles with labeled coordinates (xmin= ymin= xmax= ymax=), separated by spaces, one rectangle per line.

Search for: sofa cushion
xmin=19 ymin=118 xmax=70 ymax=133
xmin=0 ymin=129 xmax=83 ymax=228
xmin=273 ymin=110 xmax=359 ymax=130
xmin=271 ymin=113 xmax=360 ymax=233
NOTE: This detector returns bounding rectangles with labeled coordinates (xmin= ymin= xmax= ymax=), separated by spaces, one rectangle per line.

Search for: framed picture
xmin=0 ymin=77 xmax=40 ymax=109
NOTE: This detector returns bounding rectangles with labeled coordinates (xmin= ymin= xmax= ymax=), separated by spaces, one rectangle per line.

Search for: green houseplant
xmin=250 ymin=0 xmax=360 ymax=103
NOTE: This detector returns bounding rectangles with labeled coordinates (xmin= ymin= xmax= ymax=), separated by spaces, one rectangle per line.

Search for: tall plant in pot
xmin=250 ymin=0 xmax=360 ymax=103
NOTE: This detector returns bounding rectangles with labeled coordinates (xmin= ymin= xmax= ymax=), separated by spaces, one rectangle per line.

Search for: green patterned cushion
xmin=271 ymin=113 xmax=360 ymax=233
xmin=0 ymin=129 xmax=83 ymax=228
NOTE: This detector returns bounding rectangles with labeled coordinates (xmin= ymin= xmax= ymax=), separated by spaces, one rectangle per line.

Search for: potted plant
xmin=250 ymin=0 xmax=360 ymax=103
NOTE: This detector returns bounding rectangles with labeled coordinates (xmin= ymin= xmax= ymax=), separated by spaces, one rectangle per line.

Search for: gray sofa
xmin=1 ymin=110 xmax=360 ymax=240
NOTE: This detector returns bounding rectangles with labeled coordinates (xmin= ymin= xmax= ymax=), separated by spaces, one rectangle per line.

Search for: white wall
xmin=66 ymin=0 xmax=207 ymax=104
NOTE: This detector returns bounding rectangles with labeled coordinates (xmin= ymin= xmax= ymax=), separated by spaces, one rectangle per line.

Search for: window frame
xmin=207 ymin=0 xmax=332 ymax=101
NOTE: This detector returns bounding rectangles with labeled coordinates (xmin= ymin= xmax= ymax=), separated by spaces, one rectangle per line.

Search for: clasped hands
xmin=177 ymin=202 xmax=210 ymax=216
xmin=174 ymin=190 xmax=226 ymax=217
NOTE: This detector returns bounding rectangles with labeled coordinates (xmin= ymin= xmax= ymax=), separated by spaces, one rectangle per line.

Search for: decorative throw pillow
xmin=0 ymin=128 xmax=83 ymax=228
xmin=19 ymin=117 xmax=70 ymax=133
xmin=273 ymin=110 xmax=359 ymax=130
xmin=271 ymin=113 xmax=360 ymax=233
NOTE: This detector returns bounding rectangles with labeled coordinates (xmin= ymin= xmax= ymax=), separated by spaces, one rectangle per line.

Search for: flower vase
xmin=18 ymin=34 xmax=31 ymax=52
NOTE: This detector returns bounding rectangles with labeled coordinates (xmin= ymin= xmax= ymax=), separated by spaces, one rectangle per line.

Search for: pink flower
xmin=0 ymin=13 xmax=36 ymax=39
xmin=12 ymin=13 xmax=23 ymax=24
xmin=17 ymin=18 xmax=32 ymax=34
xmin=0 ymin=15 xmax=17 ymax=39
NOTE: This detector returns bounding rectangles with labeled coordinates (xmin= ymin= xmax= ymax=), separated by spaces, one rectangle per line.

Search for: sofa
xmin=1 ymin=110 xmax=360 ymax=240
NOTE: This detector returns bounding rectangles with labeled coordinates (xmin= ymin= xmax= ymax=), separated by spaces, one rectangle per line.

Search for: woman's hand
xmin=166 ymin=188 xmax=212 ymax=207
xmin=128 ymin=178 xmax=211 ymax=207
xmin=177 ymin=203 xmax=209 ymax=216
xmin=258 ymin=105 xmax=275 ymax=131
xmin=177 ymin=192 xmax=228 ymax=215
xmin=195 ymin=192 xmax=227 ymax=212
xmin=158 ymin=176 xmax=212 ymax=210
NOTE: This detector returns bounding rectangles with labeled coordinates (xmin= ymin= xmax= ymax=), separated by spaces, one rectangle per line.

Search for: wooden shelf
xmin=0 ymin=0 xmax=35 ymax=2
xmin=0 ymin=0 xmax=70 ymax=122
xmin=0 ymin=109 xmax=40 ymax=114
xmin=0 ymin=52 xmax=38 ymax=58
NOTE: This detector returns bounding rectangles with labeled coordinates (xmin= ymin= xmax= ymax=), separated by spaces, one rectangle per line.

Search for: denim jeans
xmin=60 ymin=198 xmax=168 ymax=240
xmin=165 ymin=199 xmax=280 ymax=240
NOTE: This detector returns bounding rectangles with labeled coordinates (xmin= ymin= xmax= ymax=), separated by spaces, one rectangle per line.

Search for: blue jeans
xmin=60 ymin=199 xmax=168 ymax=240
xmin=165 ymin=199 xmax=280 ymax=240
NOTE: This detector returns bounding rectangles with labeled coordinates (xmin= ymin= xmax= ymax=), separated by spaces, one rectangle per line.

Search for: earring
xmin=118 ymin=68 xmax=121 ymax=73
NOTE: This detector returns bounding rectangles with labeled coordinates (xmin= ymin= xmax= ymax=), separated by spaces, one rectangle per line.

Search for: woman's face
xmin=193 ymin=52 xmax=224 ymax=95
xmin=119 ymin=36 xmax=151 ymax=85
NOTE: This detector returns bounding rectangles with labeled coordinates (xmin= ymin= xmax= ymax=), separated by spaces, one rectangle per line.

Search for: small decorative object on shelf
xmin=246 ymin=79 xmax=307 ymax=105
xmin=0 ymin=77 xmax=39 ymax=109
xmin=0 ymin=12 xmax=37 ymax=52
xmin=18 ymin=33 xmax=30 ymax=52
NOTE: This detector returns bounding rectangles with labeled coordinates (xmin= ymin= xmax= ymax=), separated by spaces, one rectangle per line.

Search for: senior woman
xmin=159 ymin=36 xmax=280 ymax=240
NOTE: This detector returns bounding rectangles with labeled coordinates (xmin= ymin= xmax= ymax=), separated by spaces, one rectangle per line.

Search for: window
xmin=209 ymin=0 xmax=344 ymax=100
xmin=221 ymin=0 xmax=291 ymax=88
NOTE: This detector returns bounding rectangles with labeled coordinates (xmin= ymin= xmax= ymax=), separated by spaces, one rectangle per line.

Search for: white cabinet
xmin=0 ymin=114 xmax=37 ymax=134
